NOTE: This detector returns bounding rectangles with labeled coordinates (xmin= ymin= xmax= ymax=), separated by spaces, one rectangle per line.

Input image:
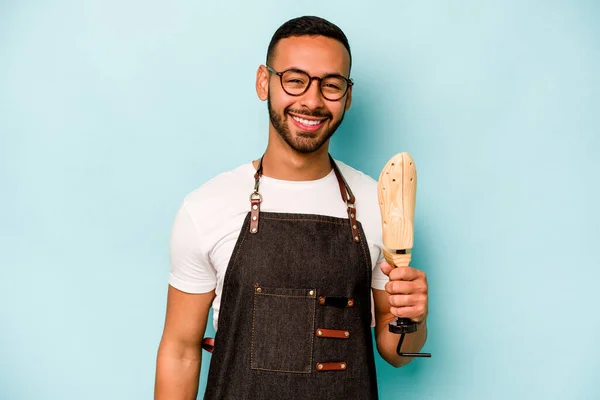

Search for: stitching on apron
xmin=357 ymin=226 xmax=370 ymax=272
xmin=262 ymin=217 xmax=345 ymax=226
xmin=250 ymin=292 xmax=315 ymax=374
xmin=230 ymin=217 xmax=250 ymax=268
xmin=250 ymin=295 xmax=315 ymax=376
xmin=250 ymin=367 xmax=313 ymax=374
xmin=254 ymin=293 xmax=314 ymax=299
xmin=309 ymin=293 xmax=316 ymax=372
xmin=250 ymin=290 xmax=257 ymax=370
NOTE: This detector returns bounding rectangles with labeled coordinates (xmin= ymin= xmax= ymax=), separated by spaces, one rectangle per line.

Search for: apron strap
xmin=329 ymin=154 xmax=355 ymax=204
xmin=250 ymin=154 xmax=360 ymax=242
xmin=329 ymin=155 xmax=361 ymax=242
xmin=201 ymin=338 xmax=215 ymax=353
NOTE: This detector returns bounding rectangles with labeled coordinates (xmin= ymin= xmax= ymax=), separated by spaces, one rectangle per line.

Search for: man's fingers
xmin=388 ymin=294 xmax=427 ymax=308
xmin=385 ymin=280 xmax=411 ymax=295
xmin=390 ymin=305 xmax=427 ymax=321
xmin=388 ymin=266 xmax=423 ymax=282
xmin=385 ymin=280 xmax=427 ymax=295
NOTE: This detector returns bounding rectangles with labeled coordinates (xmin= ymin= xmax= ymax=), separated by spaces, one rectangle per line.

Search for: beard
xmin=267 ymin=96 xmax=345 ymax=154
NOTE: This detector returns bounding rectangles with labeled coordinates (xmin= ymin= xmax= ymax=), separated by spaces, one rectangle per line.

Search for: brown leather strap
xmin=347 ymin=205 xmax=360 ymax=242
xmin=316 ymin=328 xmax=350 ymax=339
xmin=251 ymin=154 xmax=360 ymax=242
xmin=249 ymin=159 xmax=263 ymax=234
xmin=318 ymin=296 xmax=355 ymax=308
xmin=250 ymin=195 xmax=261 ymax=234
xmin=201 ymin=338 xmax=215 ymax=353
xmin=316 ymin=362 xmax=347 ymax=371
xmin=329 ymin=155 xmax=360 ymax=242
xmin=329 ymin=154 xmax=355 ymax=205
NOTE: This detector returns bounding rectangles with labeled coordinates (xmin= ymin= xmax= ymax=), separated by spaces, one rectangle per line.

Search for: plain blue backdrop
xmin=1 ymin=1 xmax=599 ymax=399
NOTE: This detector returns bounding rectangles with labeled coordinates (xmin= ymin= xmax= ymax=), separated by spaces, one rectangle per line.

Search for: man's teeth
xmin=292 ymin=116 xmax=322 ymax=126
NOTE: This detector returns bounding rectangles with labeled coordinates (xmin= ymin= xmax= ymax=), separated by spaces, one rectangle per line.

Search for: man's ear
xmin=256 ymin=65 xmax=269 ymax=101
xmin=344 ymin=85 xmax=353 ymax=111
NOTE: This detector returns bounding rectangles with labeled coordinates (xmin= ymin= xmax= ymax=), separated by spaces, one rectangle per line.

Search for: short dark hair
xmin=266 ymin=16 xmax=352 ymax=73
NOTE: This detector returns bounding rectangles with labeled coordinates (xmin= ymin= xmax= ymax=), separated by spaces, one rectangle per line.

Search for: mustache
xmin=285 ymin=107 xmax=332 ymax=119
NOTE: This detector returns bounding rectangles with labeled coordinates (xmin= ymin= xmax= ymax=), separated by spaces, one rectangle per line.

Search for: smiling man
xmin=154 ymin=16 xmax=428 ymax=400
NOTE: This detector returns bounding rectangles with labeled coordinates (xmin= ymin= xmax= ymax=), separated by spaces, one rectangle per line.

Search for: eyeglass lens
xmin=280 ymin=70 xmax=348 ymax=100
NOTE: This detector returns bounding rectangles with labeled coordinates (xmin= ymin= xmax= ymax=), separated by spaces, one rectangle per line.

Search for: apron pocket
xmin=251 ymin=284 xmax=317 ymax=373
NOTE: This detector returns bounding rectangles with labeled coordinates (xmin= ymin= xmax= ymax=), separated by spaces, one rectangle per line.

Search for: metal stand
xmin=389 ymin=317 xmax=431 ymax=357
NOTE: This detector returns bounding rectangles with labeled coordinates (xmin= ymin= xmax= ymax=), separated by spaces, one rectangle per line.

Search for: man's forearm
xmin=376 ymin=317 xmax=427 ymax=368
xmin=154 ymin=341 xmax=202 ymax=400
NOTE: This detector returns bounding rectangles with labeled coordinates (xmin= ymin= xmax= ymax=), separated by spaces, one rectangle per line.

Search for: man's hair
xmin=266 ymin=16 xmax=352 ymax=72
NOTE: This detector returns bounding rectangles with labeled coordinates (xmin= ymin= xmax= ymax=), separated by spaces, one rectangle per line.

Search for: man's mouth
xmin=289 ymin=114 xmax=327 ymax=132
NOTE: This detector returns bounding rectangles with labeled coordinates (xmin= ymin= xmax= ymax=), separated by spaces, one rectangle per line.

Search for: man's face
xmin=262 ymin=36 xmax=352 ymax=154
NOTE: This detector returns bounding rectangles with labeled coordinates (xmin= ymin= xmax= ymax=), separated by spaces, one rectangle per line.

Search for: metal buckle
xmin=250 ymin=192 xmax=262 ymax=202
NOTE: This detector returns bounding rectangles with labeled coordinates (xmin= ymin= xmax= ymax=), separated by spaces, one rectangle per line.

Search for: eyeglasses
xmin=266 ymin=65 xmax=353 ymax=101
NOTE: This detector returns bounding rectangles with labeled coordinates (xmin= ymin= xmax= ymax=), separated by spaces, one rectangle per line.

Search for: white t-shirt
xmin=169 ymin=159 xmax=388 ymax=331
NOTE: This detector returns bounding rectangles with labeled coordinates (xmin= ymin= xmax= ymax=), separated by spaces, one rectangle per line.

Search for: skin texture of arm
xmin=373 ymin=284 xmax=428 ymax=368
xmin=154 ymin=286 xmax=215 ymax=400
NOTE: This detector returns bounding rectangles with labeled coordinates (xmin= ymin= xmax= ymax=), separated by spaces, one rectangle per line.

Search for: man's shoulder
xmin=334 ymin=159 xmax=378 ymax=191
xmin=334 ymin=159 xmax=381 ymax=222
xmin=183 ymin=162 xmax=254 ymax=213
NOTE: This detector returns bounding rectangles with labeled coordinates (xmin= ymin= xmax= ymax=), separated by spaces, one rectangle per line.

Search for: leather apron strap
xmin=249 ymin=154 xmax=361 ymax=242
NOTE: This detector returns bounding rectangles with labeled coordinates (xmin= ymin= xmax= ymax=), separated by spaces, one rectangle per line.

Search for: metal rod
xmin=396 ymin=332 xmax=432 ymax=357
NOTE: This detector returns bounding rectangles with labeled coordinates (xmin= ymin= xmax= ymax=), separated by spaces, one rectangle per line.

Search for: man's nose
xmin=299 ymin=79 xmax=325 ymax=109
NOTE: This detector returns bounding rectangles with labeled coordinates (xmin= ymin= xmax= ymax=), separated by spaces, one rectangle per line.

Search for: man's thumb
xmin=380 ymin=261 xmax=394 ymax=276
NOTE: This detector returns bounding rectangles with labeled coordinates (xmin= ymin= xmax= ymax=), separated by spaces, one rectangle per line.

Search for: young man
xmin=155 ymin=16 xmax=428 ymax=400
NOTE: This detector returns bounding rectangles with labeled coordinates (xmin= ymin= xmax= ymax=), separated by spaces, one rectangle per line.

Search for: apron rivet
xmin=309 ymin=290 xmax=314 ymax=296
xmin=344 ymin=331 xmax=350 ymax=337
xmin=252 ymin=216 xmax=257 ymax=221
xmin=252 ymin=205 xmax=258 ymax=210
xmin=317 ymin=363 xmax=323 ymax=370
xmin=354 ymin=236 xmax=359 ymax=241
xmin=350 ymin=213 xmax=355 ymax=218
xmin=319 ymin=296 xmax=325 ymax=305
xmin=317 ymin=330 xmax=323 ymax=336
xmin=252 ymin=228 xmax=257 ymax=233
xmin=347 ymin=299 xmax=354 ymax=307
xmin=256 ymin=287 xmax=262 ymax=293
xmin=340 ymin=363 xmax=346 ymax=369
xmin=353 ymin=224 xmax=357 ymax=229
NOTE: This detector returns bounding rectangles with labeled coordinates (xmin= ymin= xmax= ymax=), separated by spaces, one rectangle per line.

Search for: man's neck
xmin=253 ymin=141 xmax=332 ymax=182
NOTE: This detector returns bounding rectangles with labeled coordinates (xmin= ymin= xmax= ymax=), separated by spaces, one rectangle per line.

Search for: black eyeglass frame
xmin=265 ymin=65 xmax=354 ymax=101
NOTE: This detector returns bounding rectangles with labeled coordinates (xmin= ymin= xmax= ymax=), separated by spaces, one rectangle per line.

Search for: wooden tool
xmin=378 ymin=152 xmax=431 ymax=357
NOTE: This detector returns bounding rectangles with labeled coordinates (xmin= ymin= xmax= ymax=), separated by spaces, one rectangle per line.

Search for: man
xmin=155 ymin=15 xmax=428 ymax=399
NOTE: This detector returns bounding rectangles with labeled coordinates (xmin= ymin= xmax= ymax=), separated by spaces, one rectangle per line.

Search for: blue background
xmin=1 ymin=1 xmax=599 ymax=399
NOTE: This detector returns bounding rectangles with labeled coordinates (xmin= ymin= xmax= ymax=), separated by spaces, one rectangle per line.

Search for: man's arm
xmin=373 ymin=288 xmax=427 ymax=367
xmin=154 ymin=285 xmax=215 ymax=400
xmin=373 ymin=261 xmax=428 ymax=368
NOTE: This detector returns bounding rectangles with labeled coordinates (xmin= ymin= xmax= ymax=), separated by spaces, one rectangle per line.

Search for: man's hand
xmin=380 ymin=261 xmax=428 ymax=323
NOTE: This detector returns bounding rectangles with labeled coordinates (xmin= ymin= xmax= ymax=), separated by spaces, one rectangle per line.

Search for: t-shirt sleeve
xmin=371 ymin=246 xmax=388 ymax=291
xmin=168 ymin=200 xmax=217 ymax=293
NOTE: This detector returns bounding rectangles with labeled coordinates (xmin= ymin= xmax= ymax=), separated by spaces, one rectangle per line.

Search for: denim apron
xmin=203 ymin=155 xmax=378 ymax=399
